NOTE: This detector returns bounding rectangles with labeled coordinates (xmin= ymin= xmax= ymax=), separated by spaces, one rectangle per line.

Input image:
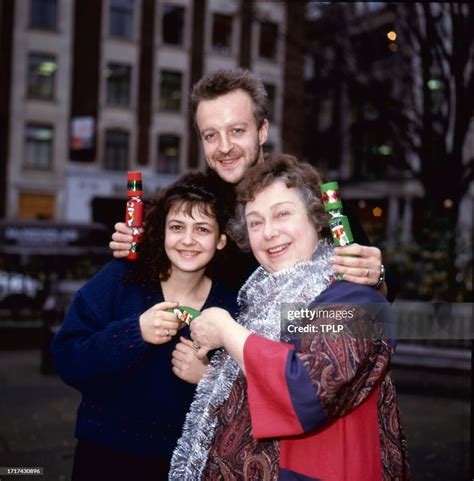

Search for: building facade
xmin=1 ymin=0 xmax=302 ymax=227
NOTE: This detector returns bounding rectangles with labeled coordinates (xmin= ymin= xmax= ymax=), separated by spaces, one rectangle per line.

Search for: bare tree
xmin=391 ymin=3 xmax=473 ymax=249
xmin=305 ymin=2 xmax=473 ymax=299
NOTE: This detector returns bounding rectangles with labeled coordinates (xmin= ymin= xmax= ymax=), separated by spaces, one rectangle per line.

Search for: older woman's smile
xmin=245 ymin=181 xmax=320 ymax=273
xmin=266 ymin=243 xmax=291 ymax=256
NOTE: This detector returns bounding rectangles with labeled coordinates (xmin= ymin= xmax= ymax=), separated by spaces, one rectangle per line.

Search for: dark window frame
xmin=104 ymin=129 xmax=130 ymax=171
xmin=30 ymin=0 xmax=57 ymax=31
xmin=106 ymin=63 xmax=132 ymax=107
xmin=159 ymin=70 xmax=183 ymax=112
xmin=157 ymin=134 xmax=181 ymax=174
xmin=24 ymin=123 xmax=54 ymax=170
xmin=259 ymin=20 xmax=278 ymax=60
xmin=109 ymin=0 xmax=135 ymax=39
xmin=162 ymin=4 xmax=185 ymax=46
xmin=27 ymin=52 xmax=57 ymax=100
xmin=211 ymin=13 xmax=233 ymax=55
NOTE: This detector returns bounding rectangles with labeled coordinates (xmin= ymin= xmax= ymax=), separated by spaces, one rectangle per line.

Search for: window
xmin=264 ymin=83 xmax=276 ymax=121
xmin=162 ymin=5 xmax=185 ymax=45
xmin=212 ymin=13 xmax=232 ymax=54
xmin=104 ymin=130 xmax=129 ymax=170
xmin=27 ymin=53 xmax=57 ymax=99
xmin=109 ymin=0 xmax=134 ymax=38
xmin=25 ymin=124 xmax=53 ymax=170
xmin=157 ymin=135 xmax=180 ymax=174
xmin=159 ymin=71 xmax=182 ymax=111
xmin=106 ymin=64 xmax=131 ymax=106
xmin=30 ymin=0 xmax=57 ymax=30
xmin=259 ymin=21 xmax=278 ymax=60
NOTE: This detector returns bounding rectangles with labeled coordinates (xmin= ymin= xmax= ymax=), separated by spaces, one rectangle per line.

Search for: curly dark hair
xmin=228 ymin=153 xmax=329 ymax=252
xmin=128 ymin=172 xmax=232 ymax=285
xmin=191 ymin=68 xmax=269 ymax=129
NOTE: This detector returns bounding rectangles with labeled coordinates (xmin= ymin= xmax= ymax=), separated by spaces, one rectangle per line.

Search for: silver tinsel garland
xmin=169 ymin=240 xmax=336 ymax=480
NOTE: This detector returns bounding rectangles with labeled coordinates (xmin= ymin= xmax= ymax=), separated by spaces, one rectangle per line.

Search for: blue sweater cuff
xmin=114 ymin=313 xmax=149 ymax=355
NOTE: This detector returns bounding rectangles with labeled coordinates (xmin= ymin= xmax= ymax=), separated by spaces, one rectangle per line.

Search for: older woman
xmin=170 ymin=154 xmax=410 ymax=481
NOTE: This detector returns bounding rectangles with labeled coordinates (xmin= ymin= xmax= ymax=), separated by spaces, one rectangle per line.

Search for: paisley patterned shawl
xmin=169 ymin=240 xmax=337 ymax=480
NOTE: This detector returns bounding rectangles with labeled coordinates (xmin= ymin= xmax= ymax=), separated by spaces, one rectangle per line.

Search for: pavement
xmin=0 ymin=351 xmax=78 ymax=481
xmin=0 ymin=350 xmax=471 ymax=481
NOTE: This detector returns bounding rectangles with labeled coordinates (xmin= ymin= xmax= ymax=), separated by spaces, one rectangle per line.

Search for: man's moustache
xmin=214 ymin=151 xmax=243 ymax=162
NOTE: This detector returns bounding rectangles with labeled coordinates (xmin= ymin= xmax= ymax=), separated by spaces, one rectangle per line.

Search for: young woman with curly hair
xmin=52 ymin=172 xmax=238 ymax=481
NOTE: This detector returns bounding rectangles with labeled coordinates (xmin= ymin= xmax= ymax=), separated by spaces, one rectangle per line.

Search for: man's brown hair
xmin=191 ymin=68 xmax=269 ymax=129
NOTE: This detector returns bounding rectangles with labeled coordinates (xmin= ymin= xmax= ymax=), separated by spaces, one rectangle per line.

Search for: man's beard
xmin=233 ymin=144 xmax=261 ymax=184
xmin=209 ymin=135 xmax=262 ymax=184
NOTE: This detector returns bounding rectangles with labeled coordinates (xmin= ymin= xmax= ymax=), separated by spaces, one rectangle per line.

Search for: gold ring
xmin=192 ymin=341 xmax=200 ymax=350
xmin=366 ymin=268 xmax=370 ymax=277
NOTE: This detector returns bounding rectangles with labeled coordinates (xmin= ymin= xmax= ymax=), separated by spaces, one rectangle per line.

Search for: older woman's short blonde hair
xmin=228 ymin=153 xmax=330 ymax=251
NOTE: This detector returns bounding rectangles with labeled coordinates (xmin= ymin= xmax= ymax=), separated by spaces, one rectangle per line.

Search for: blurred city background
xmin=0 ymin=1 xmax=472 ymax=480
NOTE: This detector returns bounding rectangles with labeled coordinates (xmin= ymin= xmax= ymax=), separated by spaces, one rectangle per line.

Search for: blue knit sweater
xmin=52 ymin=260 xmax=238 ymax=457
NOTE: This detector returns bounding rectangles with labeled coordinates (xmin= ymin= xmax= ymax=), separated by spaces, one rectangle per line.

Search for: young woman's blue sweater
xmin=52 ymin=259 xmax=238 ymax=457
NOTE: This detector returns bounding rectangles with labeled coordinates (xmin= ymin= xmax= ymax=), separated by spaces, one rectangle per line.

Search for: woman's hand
xmin=330 ymin=244 xmax=384 ymax=291
xmin=172 ymin=337 xmax=209 ymax=384
xmin=109 ymin=222 xmax=144 ymax=258
xmin=191 ymin=308 xmax=251 ymax=373
xmin=139 ymin=301 xmax=181 ymax=345
xmin=190 ymin=307 xmax=232 ymax=357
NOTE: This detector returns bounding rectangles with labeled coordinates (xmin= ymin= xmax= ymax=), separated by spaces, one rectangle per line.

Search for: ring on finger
xmin=165 ymin=328 xmax=171 ymax=337
xmin=192 ymin=341 xmax=200 ymax=350
xmin=366 ymin=268 xmax=370 ymax=277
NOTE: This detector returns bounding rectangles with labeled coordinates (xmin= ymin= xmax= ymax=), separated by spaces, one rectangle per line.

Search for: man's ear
xmin=216 ymin=233 xmax=227 ymax=250
xmin=258 ymin=119 xmax=269 ymax=146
